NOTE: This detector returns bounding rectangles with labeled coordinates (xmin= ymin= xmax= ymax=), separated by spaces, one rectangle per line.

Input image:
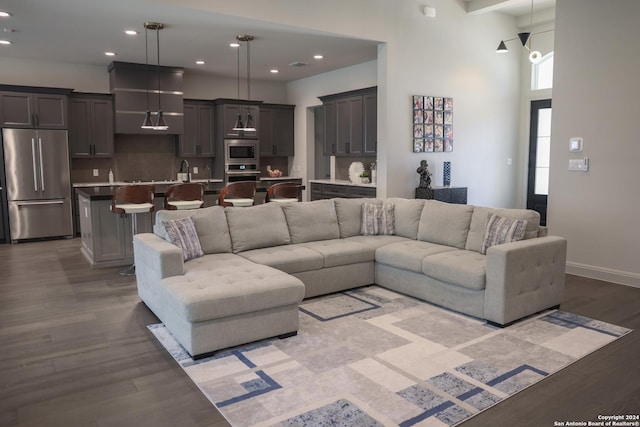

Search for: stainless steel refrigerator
xmin=2 ymin=128 xmax=73 ymax=242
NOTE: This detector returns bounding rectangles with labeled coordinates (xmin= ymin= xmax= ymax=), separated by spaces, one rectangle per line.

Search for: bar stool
xmin=111 ymin=184 xmax=155 ymax=275
xmin=218 ymin=181 xmax=256 ymax=207
xmin=265 ymin=182 xmax=302 ymax=203
xmin=164 ymin=183 xmax=205 ymax=210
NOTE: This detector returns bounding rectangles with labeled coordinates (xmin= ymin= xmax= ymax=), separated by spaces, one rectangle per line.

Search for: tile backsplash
xmin=71 ymin=134 xmax=213 ymax=183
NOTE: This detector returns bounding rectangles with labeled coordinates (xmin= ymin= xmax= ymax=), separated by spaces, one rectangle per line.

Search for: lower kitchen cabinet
xmin=310 ymin=182 xmax=376 ymax=200
xmin=79 ymin=194 xmax=152 ymax=267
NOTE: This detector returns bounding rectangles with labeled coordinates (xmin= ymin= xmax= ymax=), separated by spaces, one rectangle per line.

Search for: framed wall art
xmin=412 ymin=95 xmax=453 ymax=153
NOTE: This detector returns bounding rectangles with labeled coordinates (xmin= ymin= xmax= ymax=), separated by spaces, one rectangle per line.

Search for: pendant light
xmin=140 ymin=24 xmax=154 ymax=129
xmin=232 ymin=34 xmax=256 ymax=132
xmin=152 ymin=22 xmax=168 ymax=130
xmin=495 ymin=0 xmax=551 ymax=64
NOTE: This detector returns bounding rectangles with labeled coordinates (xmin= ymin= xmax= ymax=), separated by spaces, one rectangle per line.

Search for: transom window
xmin=532 ymin=52 xmax=554 ymax=90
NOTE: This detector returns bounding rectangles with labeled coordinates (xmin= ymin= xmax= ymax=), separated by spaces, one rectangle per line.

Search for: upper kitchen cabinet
xmin=320 ymin=87 xmax=377 ymax=157
xmin=214 ymin=99 xmax=261 ymax=140
xmin=0 ymin=86 xmax=71 ymax=129
xmin=108 ymin=61 xmax=184 ymax=134
xmin=179 ymin=100 xmax=214 ymax=157
xmin=69 ymin=93 xmax=114 ymax=158
xmin=260 ymin=104 xmax=294 ymax=157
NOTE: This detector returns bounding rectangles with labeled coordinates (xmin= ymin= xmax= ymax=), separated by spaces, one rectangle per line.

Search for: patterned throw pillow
xmin=162 ymin=217 xmax=204 ymax=261
xmin=361 ymin=203 xmax=395 ymax=236
xmin=480 ymin=213 xmax=528 ymax=254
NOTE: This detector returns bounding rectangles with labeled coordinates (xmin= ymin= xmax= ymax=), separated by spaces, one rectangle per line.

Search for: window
xmin=531 ymin=52 xmax=554 ymax=90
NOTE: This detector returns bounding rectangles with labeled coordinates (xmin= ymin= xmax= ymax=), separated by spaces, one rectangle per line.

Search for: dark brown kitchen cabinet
xmin=179 ymin=101 xmax=214 ymax=157
xmin=260 ymin=104 xmax=294 ymax=157
xmin=214 ymin=99 xmax=261 ymax=140
xmin=363 ymin=92 xmax=377 ymax=155
xmin=319 ymin=86 xmax=376 ymax=157
xmin=310 ymin=182 xmax=376 ymax=200
xmin=69 ymin=94 xmax=114 ymax=158
xmin=0 ymin=90 xmax=68 ymax=129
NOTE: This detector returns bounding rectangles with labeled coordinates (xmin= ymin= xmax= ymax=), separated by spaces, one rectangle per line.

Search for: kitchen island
xmin=308 ymin=179 xmax=376 ymax=200
xmin=76 ymin=177 xmax=303 ymax=268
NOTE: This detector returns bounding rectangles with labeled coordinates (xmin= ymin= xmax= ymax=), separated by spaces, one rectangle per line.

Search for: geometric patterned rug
xmin=148 ymin=285 xmax=631 ymax=427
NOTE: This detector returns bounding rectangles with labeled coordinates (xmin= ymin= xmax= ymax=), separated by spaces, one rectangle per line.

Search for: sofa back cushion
xmin=417 ymin=200 xmax=474 ymax=249
xmin=226 ymin=203 xmax=291 ymax=253
xmin=385 ymin=198 xmax=425 ymax=239
xmin=154 ymin=206 xmax=232 ymax=254
xmin=334 ymin=198 xmax=382 ymax=238
xmin=465 ymin=206 xmax=541 ymax=252
xmin=281 ymin=199 xmax=340 ymax=243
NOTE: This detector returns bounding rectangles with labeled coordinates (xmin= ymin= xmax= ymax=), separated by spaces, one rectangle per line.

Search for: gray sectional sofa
xmin=133 ymin=198 xmax=567 ymax=358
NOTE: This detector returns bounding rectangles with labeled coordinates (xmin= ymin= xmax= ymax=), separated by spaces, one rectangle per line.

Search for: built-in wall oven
xmin=224 ymin=139 xmax=260 ymax=183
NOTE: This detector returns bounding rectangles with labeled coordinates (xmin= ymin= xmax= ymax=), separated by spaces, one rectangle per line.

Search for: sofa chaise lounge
xmin=133 ymin=197 xmax=567 ymax=358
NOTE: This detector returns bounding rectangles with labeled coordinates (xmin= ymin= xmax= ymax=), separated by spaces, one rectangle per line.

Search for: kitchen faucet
xmin=179 ymin=159 xmax=191 ymax=182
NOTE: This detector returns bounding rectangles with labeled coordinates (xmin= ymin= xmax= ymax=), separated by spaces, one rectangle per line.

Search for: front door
xmin=527 ymin=99 xmax=552 ymax=226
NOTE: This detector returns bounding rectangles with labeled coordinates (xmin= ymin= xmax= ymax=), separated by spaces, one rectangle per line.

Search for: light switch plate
xmin=93 ymin=169 xmax=99 ymax=176
xmin=569 ymin=137 xmax=583 ymax=152
xmin=193 ymin=166 xmax=198 ymax=174
xmin=569 ymin=157 xmax=589 ymax=172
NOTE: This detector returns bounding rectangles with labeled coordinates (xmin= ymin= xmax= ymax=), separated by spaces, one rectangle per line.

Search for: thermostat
xmin=569 ymin=137 xmax=583 ymax=152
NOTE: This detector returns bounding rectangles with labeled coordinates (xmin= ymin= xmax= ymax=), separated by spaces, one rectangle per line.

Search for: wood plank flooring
xmin=0 ymin=238 xmax=638 ymax=426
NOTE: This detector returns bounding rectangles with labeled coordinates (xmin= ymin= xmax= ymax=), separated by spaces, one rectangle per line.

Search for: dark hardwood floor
xmin=0 ymin=238 xmax=638 ymax=426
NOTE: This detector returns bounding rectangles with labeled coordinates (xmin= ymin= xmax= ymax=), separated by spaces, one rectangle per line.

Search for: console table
xmin=415 ymin=186 xmax=467 ymax=204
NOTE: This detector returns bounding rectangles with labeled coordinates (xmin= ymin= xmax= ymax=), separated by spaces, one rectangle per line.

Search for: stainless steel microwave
xmin=225 ymin=139 xmax=259 ymax=163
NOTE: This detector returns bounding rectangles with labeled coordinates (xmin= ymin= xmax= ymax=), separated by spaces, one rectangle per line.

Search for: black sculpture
xmin=417 ymin=160 xmax=432 ymax=188
xmin=415 ymin=160 xmax=434 ymax=200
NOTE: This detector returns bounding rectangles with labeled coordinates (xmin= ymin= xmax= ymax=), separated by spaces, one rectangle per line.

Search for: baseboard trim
xmin=566 ymin=262 xmax=640 ymax=288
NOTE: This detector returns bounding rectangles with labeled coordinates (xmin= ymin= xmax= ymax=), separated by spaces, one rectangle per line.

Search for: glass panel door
xmin=527 ymin=99 xmax=552 ymax=225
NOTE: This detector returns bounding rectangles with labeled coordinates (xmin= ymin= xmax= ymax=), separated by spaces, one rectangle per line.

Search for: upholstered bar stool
xmin=111 ymin=184 xmax=155 ymax=275
xmin=265 ymin=182 xmax=302 ymax=203
xmin=218 ymin=181 xmax=256 ymax=207
xmin=164 ymin=183 xmax=205 ymax=210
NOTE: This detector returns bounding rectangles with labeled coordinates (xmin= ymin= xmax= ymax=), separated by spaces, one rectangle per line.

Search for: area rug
xmin=148 ymin=285 xmax=631 ymax=427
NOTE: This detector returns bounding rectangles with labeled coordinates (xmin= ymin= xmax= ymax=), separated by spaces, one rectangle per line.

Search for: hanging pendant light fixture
xmin=232 ymin=34 xmax=256 ymax=132
xmin=140 ymin=24 xmax=154 ymax=129
xmin=495 ymin=0 xmax=551 ymax=64
xmin=151 ymin=22 xmax=168 ymax=130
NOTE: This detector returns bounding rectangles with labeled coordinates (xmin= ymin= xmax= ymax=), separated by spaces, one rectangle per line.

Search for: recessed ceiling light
xmin=314 ymin=54 xmax=324 ymax=60
xmin=196 ymin=60 xmax=205 ymax=65
xmin=229 ymin=42 xmax=240 ymax=48
xmin=0 ymin=39 xmax=12 ymax=45
xmin=104 ymin=51 xmax=116 ymax=56
xmin=124 ymin=30 xmax=138 ymax=36
xmin=0 ymin=11 xmax=12 ymax=18
xmin=270 ymin=69 xmax=279 ymax=74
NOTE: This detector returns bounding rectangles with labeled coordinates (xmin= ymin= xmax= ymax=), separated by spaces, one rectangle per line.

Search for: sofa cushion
xmin=480 ymin=213 xmax=527 ymax=254
xmin=345 ymin=234 xmax=408 ymax=250
xmin=465 ymin=206 xmax=541 ymax=252
xmin=162 ymin=217 xmax=204 ymax=261
xmin=386 ymin=198 xmax=425 ymax=239
xmin=361 ymin=202 xmax=395 ymax=236
xmin=226 ymin=203 xmax=290 ymax=253
xmin=422 ymin=250 xmax=486 ymax=291
xmin=375 ymin=240 xmax=457 ymax=273
xmin=161 ymin=254 xmax=305 ymax=323
xmin=300 ymin=239 xmax=375 ymax=268
xmin=334 ymin=198 xmax=382 ymax=238
xmin=154 ymin=206 xmax=232 ymax=254
xmin=238 ymin=244 xmax=324 ymax=274
xmin=281 ymin=199 xmax=340 ymax=243
xmin=417 ymin=200 xmax=474 ymax=249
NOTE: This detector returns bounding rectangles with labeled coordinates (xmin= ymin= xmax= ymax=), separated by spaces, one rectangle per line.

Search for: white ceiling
xmin=0 ymin=0 xmax=554 ymax=84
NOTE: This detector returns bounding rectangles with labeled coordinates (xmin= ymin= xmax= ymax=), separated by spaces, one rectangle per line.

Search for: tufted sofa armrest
xmin=484 ymin=235 xmax=567 ymax=325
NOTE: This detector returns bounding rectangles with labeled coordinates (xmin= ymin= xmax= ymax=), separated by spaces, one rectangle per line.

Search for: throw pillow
xmin=361 ymin=202 xmax=395 ymax=236
xmin=480 ymin=213 xmax=528 ymax=254
xmin=162 ymin=217 xmax=204 ymax=261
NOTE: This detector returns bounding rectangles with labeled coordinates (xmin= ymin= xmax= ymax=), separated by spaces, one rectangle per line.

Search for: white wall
xmin=550 ymin=0 xmax=640 ymax=287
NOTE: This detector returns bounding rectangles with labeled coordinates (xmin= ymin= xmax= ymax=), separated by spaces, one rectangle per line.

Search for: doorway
xmin=527 ymin=99 xmax=552 ymax=226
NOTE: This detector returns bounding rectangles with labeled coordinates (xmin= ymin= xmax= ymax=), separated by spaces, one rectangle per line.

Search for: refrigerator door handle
xmin=38 ymin=138 xmax=45 ymax=192
xmin=16 ymin=200 xmax=65 ymax=206
xmin=31 ymin=138 xmax=39 ymax=192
